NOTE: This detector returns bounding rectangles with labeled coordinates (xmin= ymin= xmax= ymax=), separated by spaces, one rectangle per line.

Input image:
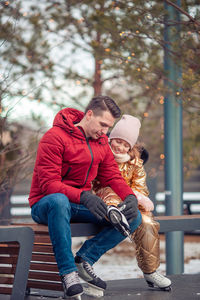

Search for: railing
xmin=155 ymin=192 xmax=200 ymax=215
xmin=9 ymin=192 xmax=200 ymax=223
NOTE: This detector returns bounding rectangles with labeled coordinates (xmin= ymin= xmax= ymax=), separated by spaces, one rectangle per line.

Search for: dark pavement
xmin=0 ymin=273 xmax=200 ymax=300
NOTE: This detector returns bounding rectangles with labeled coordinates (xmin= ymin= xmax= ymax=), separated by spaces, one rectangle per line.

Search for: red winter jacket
xmin=28 ymin=108 xmax=134 ymax=207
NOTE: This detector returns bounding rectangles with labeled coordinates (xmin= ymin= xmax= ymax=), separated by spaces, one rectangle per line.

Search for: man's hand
xmin=118 ymin=195 xmax=138 ymax=223
xmin=80 ymin=191 xmax=107 ymax=220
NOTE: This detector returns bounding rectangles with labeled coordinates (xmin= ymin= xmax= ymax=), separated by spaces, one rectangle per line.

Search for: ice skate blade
xmin=83 ymin=285 xmax=104 ymax=298
xmin=64 ymin=292 xmax=83 ymax=299
xmin=160 ymin=285 xmax=172 ymax=292
xmin=146 ymin=281 xmax=172 ymax=292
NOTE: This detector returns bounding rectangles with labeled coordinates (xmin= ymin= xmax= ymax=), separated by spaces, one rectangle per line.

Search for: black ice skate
xmin=61 ymin=271 xmax=83 ymax=299
xmin=75 ymin=256 xmax=107 ymax=297
xmin=144 ymin=271 xmax=172 ymax=291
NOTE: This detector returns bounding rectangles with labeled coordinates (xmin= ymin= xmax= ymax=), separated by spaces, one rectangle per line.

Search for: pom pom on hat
xmin=109 ymin=114 xmax=141 ymax=149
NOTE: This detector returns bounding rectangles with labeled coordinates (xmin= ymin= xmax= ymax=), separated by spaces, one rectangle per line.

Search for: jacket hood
xmin=53 ymin=107 xmax=108 ymax=143
xmin=53 ymin=108 xmax=84 ymax=135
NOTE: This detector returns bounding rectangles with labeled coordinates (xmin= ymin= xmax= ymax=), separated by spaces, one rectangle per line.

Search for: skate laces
xmin=84 ymin=261 xmax=98 ymax=278
xmin=62 ymin=271 xmax=80 ymax=289
xmin=150 ymin=271 xmax=165 ymax=282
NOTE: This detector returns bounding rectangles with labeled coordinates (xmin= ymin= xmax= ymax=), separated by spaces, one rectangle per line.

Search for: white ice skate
xmin=75 ymin=256 xmax=106 ymax=298
xmin=144 ymin=271 xmax=172 ymax=291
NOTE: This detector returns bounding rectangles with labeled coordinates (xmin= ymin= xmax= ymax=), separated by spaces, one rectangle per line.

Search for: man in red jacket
xmin=29 ymin=95 xmax=141 ymax=299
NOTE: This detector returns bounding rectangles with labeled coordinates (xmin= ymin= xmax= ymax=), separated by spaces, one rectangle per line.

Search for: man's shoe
xmin=61 ymin=271 xmax=83 ymax=298
xmin=75 ymin=256 xmax=107 ymax=291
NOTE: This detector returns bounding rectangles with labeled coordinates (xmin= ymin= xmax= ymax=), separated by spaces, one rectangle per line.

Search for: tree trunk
xmin=93 ymin=32 xmax=102 ymax=96
xmin=0 ymin=189 xmax=12 ymax=224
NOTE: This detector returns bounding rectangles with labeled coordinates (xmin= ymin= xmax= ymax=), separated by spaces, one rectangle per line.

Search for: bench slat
xmin=0 ymin=287 xmax=12 ymax=295
xmin=28 ymin=271 xmax=60 ymax=281
xmin=0 ymin=266 xmax=16 ymax=274
xmin=0 ymin=247 xmax=19 ymax=255
xmin=31 ymin=253 xmax=56 ymax=263
xmin=34 ymin=236 xmax=51 ymax=243
xmin=0 ymin=256 xmax=18 ymax=264
xmin=33 ymin=245 xmax=53 ymax=253
xmin=30 ymin=262 xmax=59 ymax=272
xmin=0 ymin=277 xmax=14 ymax=284
xmin=27 ymin=280 xmax=63 ymax=291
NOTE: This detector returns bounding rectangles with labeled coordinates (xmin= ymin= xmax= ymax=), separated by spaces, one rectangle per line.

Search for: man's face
xmin=85 ymin=110 xmax=115 ymax=139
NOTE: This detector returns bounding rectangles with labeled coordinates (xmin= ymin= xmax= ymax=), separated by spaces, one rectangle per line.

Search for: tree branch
xmin=165 ymin=0 xmax=200 ymax=27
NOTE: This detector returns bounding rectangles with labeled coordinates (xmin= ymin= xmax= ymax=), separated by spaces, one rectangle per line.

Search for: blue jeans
xmin=31 ymin=193 xmax=142 ymax=276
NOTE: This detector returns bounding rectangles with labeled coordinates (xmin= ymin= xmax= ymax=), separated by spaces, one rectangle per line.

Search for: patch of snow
xmin=72 ymin=236 xmax=200 ymax=281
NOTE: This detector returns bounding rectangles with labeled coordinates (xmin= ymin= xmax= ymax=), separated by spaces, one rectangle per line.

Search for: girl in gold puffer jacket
xmin=93 ymin=114 xmax=171 ymax=290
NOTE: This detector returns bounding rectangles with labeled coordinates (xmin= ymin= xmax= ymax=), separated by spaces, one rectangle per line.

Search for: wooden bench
xmin=0 ymin=215 xmax=200 ymax=299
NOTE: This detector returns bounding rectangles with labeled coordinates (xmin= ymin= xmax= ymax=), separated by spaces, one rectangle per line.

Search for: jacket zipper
xmin=74 ymin=127 xmax=94 ymax=188
xmin=81 ymin=138 xmax=94 ymax=188
xmin=62 ymin=167 xmax=72 ymax=181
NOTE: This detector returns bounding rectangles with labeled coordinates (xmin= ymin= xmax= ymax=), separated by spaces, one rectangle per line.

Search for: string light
xmin=78 ymin=18 xmax=84 ymax=23
xmin=160 ymin=154 xmax=165 ymax=159
xmin=159 ymin=96 xmax=164 ymax=104
xmin=105 ymin=48 xmax=111 ymax=52
xmin=131 ymin=52 xmax=135 ymax=56
xmin=137 ymin=68 xmax=141 ymax=72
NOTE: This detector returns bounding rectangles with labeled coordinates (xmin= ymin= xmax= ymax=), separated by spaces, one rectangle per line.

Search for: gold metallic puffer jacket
xmin=93 ymin=157 xmax=160 ymax=274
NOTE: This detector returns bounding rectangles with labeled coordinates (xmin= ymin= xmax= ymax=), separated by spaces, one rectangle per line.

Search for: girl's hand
xmin=133 ymin=190 xmax=154 ymax=211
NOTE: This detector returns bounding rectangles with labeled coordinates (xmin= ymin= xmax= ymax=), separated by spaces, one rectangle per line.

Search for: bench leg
xmin=0 ymin=227 xmax=34 ymax=300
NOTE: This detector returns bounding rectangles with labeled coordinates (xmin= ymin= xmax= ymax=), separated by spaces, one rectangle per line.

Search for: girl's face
xmin=110 ymin=138 xmax=131 ymax=154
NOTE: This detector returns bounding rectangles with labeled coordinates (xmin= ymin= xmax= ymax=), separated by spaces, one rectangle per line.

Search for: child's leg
xmin=132 ymin=211 xmax=160 ymax=274
xmin=95 ymin=187 xmax=122 ymax=207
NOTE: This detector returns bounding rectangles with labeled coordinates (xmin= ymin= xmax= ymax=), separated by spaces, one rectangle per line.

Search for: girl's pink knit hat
xmin=109 ymin=114 xmax=141 ymax=148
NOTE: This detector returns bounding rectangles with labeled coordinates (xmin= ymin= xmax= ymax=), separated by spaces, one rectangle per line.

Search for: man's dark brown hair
xmin=85 ymin=95 xmax=121 ymax=118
